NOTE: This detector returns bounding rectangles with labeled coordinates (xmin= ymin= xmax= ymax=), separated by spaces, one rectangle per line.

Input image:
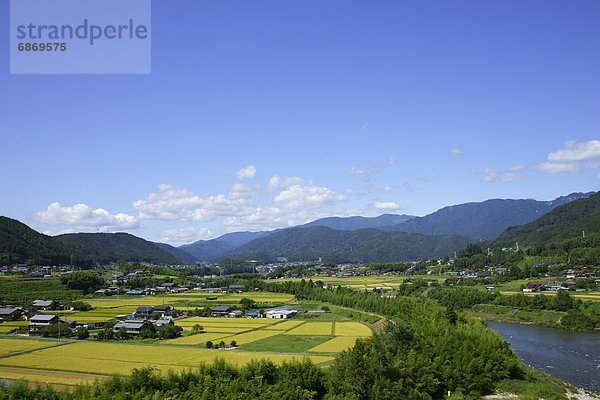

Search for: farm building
xmin=211 ymin=306 xmax=232 ymax=317
xmin=266 ymin=309 xmax=297 ymax=319
xmin=112 ymin=321 xmax=147 ymax=337
xmin=32 ymin=300 xmax=54 ymax=310
xmin=0 ymin=307 xmax=27 ymax=321
xmin=28 ymin=314 xmax=60 ymax=331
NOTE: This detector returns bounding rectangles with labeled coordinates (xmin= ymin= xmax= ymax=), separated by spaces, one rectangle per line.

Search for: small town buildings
xmin=245 ymin=311 xmax=259 ymax=318
xmin=133 ymin=306 xmax=160 ymax=320
xmin=523 ymin=282 xmax=544 ymax=293
xmin=28 ymin=314 xmax=60 ymax=331
xmin=229 ymin=310 xmax=243 ymax=318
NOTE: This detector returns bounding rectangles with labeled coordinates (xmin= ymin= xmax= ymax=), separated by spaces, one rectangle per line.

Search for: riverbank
xmin=469 ymin=303 xmax=567 ymax=329
xmin=486 ymin=321 xmax=600 ymax=395
xmin=491 ymin=367 xmax=600 ymax=400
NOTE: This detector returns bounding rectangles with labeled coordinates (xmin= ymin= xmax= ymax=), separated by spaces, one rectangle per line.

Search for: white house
xmin=266 ymin=309 xmax=297 ymax=319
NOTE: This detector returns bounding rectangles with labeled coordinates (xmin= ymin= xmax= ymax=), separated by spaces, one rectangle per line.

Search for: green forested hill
xmin=388 ymin=192 xmax=592 ymax=240
xmin=0 ymin=216 xmax=90 ymax=266
xmin=55 ymin=232 xmax=181 ymax=264
xmin=494 ymin=191 xmax=600 ymax=251
xmin=226 ymin=226 xmax=473 ymax=262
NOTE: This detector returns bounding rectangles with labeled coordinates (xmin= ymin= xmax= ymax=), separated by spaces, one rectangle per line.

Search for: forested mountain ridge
xmin=494 ymin=191 xmax=600 ymax=251
xmin=225 ymin=226 xmax=473 ymax=262
xmin=387 ymin=192 xmax=592 ymax=240
xmin=55 ymin=233 xmax=183 ymax=264
xmin=0 ymin=216 xmax=90 ymax=266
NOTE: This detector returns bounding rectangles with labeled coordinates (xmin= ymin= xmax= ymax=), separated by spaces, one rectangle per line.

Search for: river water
xmin=486 ymin=321 xmax=600 ymax=394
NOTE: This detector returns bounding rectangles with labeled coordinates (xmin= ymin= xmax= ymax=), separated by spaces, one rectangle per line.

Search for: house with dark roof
xmin=0 ymin=307 xmax=26 ymax=321
xmin=228 ymin=284 xmax=245 ymax=292
xmin=211 ymin=306 xmax=232 ymax=317
xmin=113 ymin=320 xmax=147 ymax=337
xmin=133 ymin=306 xmax=161 ymax=320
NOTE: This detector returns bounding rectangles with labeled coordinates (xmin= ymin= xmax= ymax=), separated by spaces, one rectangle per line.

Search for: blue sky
xmin=1 ymin=0 xmax=600 ymax=245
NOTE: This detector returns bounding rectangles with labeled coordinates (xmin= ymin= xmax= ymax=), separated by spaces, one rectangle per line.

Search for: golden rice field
xmin=284 ymin=322 xmax=333 ymax=336
xmin=0 ymin=338 xmax=59 ymax=355
xmin=0 ymin=321 xmax=27 ymax=334
xmin=0 ymin=366 xmax=108 ymax=387
xmin=334 ymin=322 xmax=373 ymax=337
xmin=0 ymin=314 xmax=373 ymax=387
xmin=308 ymin=336 xmax=362 ymax=353
xmin=263 ymin=320 xmax=305 ymax=330
xmin=164 ymin=332 xmax=231 ymax=345
xmin=0 ymin=340 xmax=335 ymax=378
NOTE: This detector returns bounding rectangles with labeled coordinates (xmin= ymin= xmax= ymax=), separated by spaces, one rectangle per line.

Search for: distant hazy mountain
xmin=386 ymin=193 xmax=593 ymax=240
xmin=216 ymin=231 xmax=271 ymax=247
xmin=55 ymin=233 xmax=181 ymax=264
xmin=0 ymin=216 xmax=90 ymax=266
xmin=494 ymin=191 xmax=600 ymax=249
xmin=225 ymin=226 xmax=472 ymax=263
xmin=178 ymin=214 xmax=415 ymax=261
xmin=152 ymin=242 xmax=196 ymax=264
xmin=179 ymin=239 xmax=235 ymax=262
xmin=302 ymin=214 xmax=415 ymax=231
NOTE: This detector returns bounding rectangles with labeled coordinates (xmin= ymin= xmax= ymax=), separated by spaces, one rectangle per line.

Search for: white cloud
xmin=36 ymin=202 xmax=139 ymax=230
xmin=483 ymin=168 xmax=499 ymax=183
xmin=133 ymin=183 xmax=254 ymax=222
xmin=535 ymin=162 xmax=582 ymax=174
xmin=451 ymin=148 xmax=461 ymax=155
xmin=483 ymin=167 xmax=523 ymax=183
xmin=548 ymin=140 xmax=600 ymax=162
xmin=161 ymin=227 xmax=213 ymax=246
xmin=348 ymin=166 xmax=379 ymax=181
xmin=234 ymin=165 xmax=257 ymax=180
xmin=373 ymin=201 xmax=406 ymax=211
xmin=274 ymin=184 xmax=345 ymax=209
xmin=267 ymin=175 xmax=306 ymax=191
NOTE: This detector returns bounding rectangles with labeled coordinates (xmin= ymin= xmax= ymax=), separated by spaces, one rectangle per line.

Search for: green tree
xmin=60 ymin=271 xmax=103 ymax=294
xmin=554 ymin=290 xmax=573 ymax=311
xmin=205 ymin=341 xmax=213 ymax=348
xmin=76 ymin=327 xmax=89 ymax=340
xmin=138 ymin=321 xmax=157 ymax=339
xmin=239 ymin=297 xmax=256 ymax=310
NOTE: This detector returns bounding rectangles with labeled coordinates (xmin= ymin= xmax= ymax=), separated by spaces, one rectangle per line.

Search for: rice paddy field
xmin=0 ymin=321 xmax=27 ymax=334
xmin=0 ymin=317 xmax=373 ymax=388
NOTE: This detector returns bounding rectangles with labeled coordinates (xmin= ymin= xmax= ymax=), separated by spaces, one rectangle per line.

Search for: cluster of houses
xmin=209 ymin=305 xmax=314 ymax=319
xmin=0 ymin=299 xmax=69 ymax=333
xmin=112 ymin=305 xmax=180 ymax=337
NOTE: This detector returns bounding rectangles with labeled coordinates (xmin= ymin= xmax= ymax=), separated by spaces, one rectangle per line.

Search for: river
xmin=486 ymin=321 xmax=600 ymax=394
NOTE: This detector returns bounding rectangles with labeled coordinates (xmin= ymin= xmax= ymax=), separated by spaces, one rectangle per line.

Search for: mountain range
xmin=0 ymin=191 xmax=594 ymax=266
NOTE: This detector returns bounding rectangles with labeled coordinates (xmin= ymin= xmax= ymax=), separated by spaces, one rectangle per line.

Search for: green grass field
xmin=243 ymin=335 xmax=332 ymax=353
